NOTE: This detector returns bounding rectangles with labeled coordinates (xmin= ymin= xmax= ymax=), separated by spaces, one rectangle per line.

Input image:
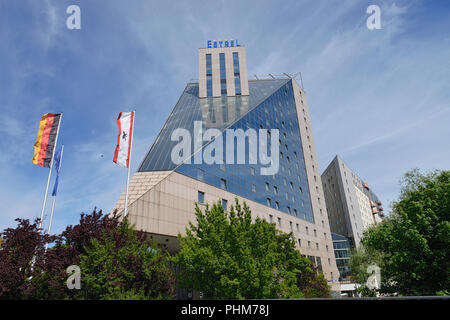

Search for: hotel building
xmin=113 ymin=41 xmax=340 ymax=293
xmin=321 ymin=155 xmax=384 ymax=281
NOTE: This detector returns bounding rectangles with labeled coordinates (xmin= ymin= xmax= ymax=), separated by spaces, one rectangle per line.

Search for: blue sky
xmin=1 ymin=0 xmax=449 ymax=235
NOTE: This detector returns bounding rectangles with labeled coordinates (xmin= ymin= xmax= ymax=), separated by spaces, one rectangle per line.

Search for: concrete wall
xmin=291 ymin=79 xmax=340 ymax=289
xmin=115 ymin=168 xmax=339 ymax=291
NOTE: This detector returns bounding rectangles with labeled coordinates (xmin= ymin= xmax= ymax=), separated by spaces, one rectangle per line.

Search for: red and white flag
xmin=113 ymin=112 xmax=134 ymax=168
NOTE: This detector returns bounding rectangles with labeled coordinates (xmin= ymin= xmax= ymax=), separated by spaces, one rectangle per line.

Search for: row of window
xmin=198 ymin=190 xmax=228 ymax=210
xmin=205 ymin=52 xmax=241 ymax=97
xmin=206 ymin=54 xmax=213 ymax=97
xmin=198 ymin=190 xmax=327 ymax=240
xmin=199 ymin=188 xmax=333 ymax=276
xmin=302 ymin=255 xmax=334 ymax=275
xmin=233 ymin=52 xmax=241 ymax=95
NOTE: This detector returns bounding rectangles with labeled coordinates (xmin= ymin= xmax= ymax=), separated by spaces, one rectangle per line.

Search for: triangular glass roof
xmin=138 ymin=79 xmax=290 ymax=172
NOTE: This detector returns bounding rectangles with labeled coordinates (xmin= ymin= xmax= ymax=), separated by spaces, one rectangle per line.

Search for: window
xmin=308 ymin=241 xmax=311 ymax=248
xmin=298 ymin=239 xmax=301 ymax=247
xmin=316 ymin=257 xmax=322 ymax=271
xmin=277 ymin=217 xmax=281 ymax=227
xmin=267 ymin=198 xmax=272 ymax=207
xmin=250 ymin=167 xmax=256 ymax=175
xmin=206 ymin=54 xmax=212 ymax=97
xmin=275 ymin=201 xmax=280 ymax=210
xmin=273 ymin=186 xmax=278 ymax=195
xmin=252 ymin=184 xmax=257 ymax=193
xmin=314 ymin=229 xmax=317 ymax=237
xmin=316 ymin=243 xmax=319 ymax=250
xmin=265 ymin=182 xmax=270 ymax=191
xmin=222 ymin=199 xmax=228 ymax=210
xmin=294 ymin=209 xmax=298 ymax=217
xmin=287 ymin=206 xmax=291 ymax=214
xmin=269 ymin=215 xmax=273 ymax=223
xmin=306 ymin=226 xmax=309 ymax=234
xmin=198 ymin=191 xmax=205 ymax=204
xmin=232 ymin=52 xmax=241 ymax=95
xmin=289 ymin=221 xmax=293 ymax=230
xmin=290 ymin=182 xmax=294 ymax=190
xmin=220 ymin=178 xmax=227 ymax=190
xmin=219 ymin=53 xmax=227 ymax=96
xmin=196 ymin=168 xmax=205 ymax=181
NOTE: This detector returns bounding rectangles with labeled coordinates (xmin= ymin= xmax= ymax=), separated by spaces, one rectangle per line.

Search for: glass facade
xmin=331 ymin=233 xmax=352 ymax=279
xmin=138 ymin=79 xmax=315 ymax=223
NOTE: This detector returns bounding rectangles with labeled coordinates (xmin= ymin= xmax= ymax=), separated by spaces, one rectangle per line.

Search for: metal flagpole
xmin=31 ymin=113 xmax=62 ymax=273
xmin=45 ymin=144 xmax=64 ymax=252
xmin=38 ymin=113 xmax=63 ymax=231
xmin=124 ymin=110 xmax=135 ymax=218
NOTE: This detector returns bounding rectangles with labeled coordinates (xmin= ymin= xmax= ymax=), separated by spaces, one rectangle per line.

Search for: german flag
xmin=32 ymin=113 xmax=62 ymax=168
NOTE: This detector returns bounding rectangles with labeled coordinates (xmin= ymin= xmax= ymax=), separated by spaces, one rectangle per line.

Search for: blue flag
xmin=51 ymin=146 xmax=62 ymax=196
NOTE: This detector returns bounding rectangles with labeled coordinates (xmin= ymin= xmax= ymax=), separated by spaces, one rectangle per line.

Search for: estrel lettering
xmin=207 ymin=39 xmax=241 ymax=48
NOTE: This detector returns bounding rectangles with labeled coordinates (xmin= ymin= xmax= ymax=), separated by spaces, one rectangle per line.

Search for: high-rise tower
xmin=113 ymin=41 xmax=340 ymax=292
xmin=198 ymin=39 xmax=249 ymax=98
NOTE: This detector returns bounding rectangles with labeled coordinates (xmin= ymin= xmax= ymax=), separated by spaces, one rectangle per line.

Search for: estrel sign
xmin=207 ymin=39 xmax=241 ymax=48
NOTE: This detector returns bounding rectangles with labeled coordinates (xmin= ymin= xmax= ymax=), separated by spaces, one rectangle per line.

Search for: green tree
xmin=296 ymin=259 xmax=332 ymax=298
xmin=77 ymin=219 xmax=175 ymax=300
xmin=1 ymin=210 xmax=176 ymax=300
xmin=349 ymin=246 xmax=383 ymax=297
xmin=171 ymin=199 xmax=331 ymax=299
xmin=360 ymin=169 xmax=450 ymax=296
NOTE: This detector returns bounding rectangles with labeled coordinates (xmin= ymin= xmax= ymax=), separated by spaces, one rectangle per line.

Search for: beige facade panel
xmin=198 ymin=46 xmax=249 ymax=98
xmin=290 ymin=79 xmax=340 ymax=287
xmin=112 ymin=171 xmax=171 ymax=213
xmin=114 ymin=168 xmax=339 ymax=290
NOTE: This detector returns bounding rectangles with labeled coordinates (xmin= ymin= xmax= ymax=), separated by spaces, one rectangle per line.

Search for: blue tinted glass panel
xmin=198 ymin=191 xmax=204 ymax=203
xmin=138 ymin=79 xmax=315 ymax=223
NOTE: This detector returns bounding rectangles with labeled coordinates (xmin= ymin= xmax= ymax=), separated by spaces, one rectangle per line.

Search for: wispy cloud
xmin=0 ymin=0 xmax=449 ymax=233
